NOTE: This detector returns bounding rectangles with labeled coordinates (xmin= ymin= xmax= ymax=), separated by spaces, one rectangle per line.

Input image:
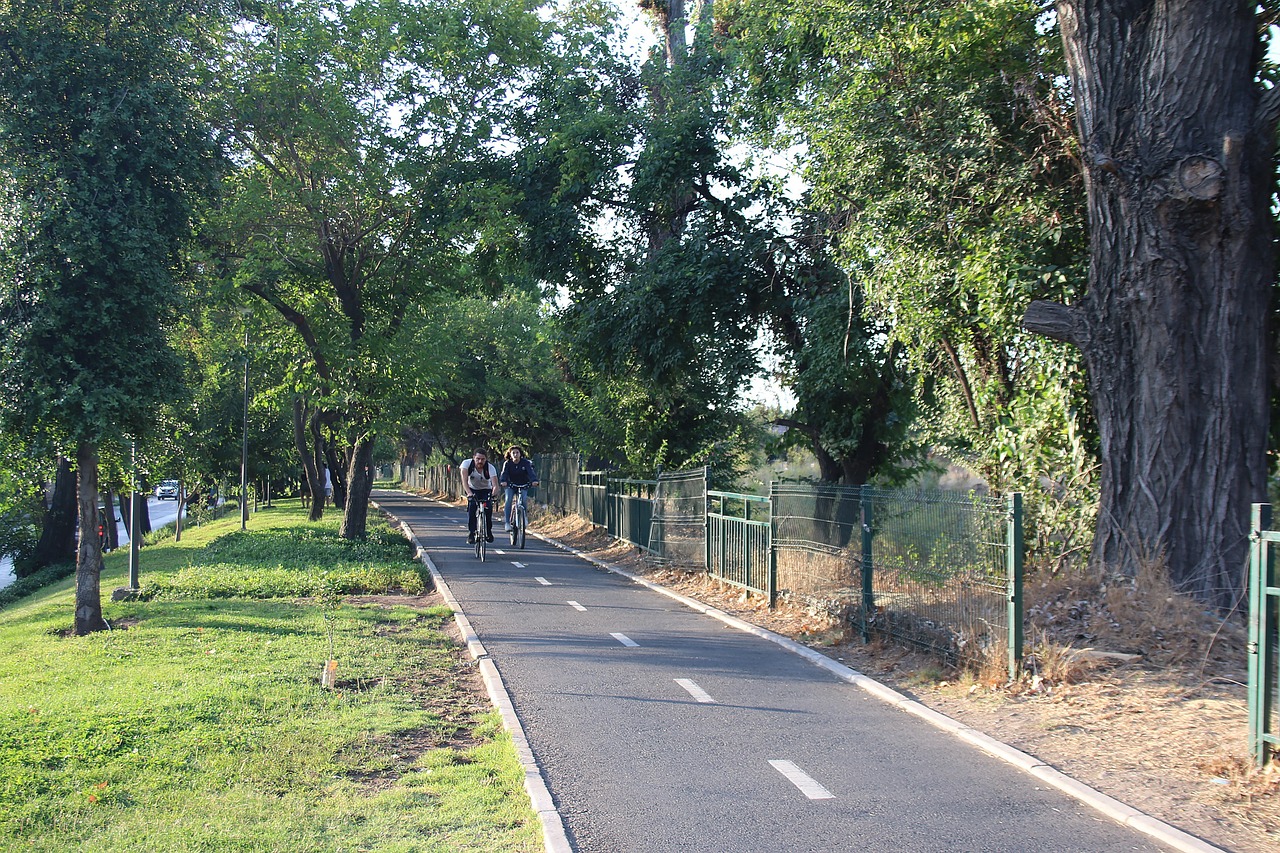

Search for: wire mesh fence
xmin=648 ymin=468 xmax=709 ymax=567
xmin=863 ymin=488 xmax=1014 ymax=666
xmin=533 ymin=453 xmax=580 ymax=516
xmin=771 ymin=482 xmax=861 ymax=598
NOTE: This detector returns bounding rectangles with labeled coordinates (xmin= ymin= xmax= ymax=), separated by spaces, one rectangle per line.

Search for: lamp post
xmin=241 ymin=328 xmax=249 ymax=531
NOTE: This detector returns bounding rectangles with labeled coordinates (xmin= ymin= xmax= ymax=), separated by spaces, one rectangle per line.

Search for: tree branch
xmin=1022 ymin=299 xmax=1086 ymax=347
xmin=241 ymin=281 xmax=334 ymax=391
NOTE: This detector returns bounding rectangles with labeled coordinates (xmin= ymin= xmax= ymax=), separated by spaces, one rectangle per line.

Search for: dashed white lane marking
xmin=610 ymin=632 xmax=639 ymax=647
xmin=511 ymin=561 xmax=526 ymax=568
xmin=535 ymin=577 xmax=552 ymax=585
xmin=567 ymin=601 xmax=587 ymax=611
xmin=675 ymin=678 xmax=716 ymax=704
xmin=494 ymin=549 xmax=506 ymax=555
xmin=769 ymin=760 xmax=835 ymax=800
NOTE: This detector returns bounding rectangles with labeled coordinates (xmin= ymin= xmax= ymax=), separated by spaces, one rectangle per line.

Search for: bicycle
xmin=471 ymin=493 xmax=492 ymax=561
xmin=507 ymin=484 xmax=530 ymax=549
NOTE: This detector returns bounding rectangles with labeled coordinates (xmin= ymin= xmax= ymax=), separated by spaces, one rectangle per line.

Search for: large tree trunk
xmin=1025 ymin=2 xmax=1273 ymax=608
xmin=26 ymin=455 xmax=77 ymax=575
xmin=338 ymin=436 xmax=374 ymax=540
xmin=74 ymin=443 xmax=108 ymax=635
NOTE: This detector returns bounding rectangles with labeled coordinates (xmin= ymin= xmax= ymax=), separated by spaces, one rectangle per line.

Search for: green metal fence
xmin=609 ymin=478 xmax=658 ymax=554
xmin=862 ymin=488 xmax=1022 ymax=676
xmin=403 ymin=453 xmax=1023 ymax=677
xmin=1249 ymin=504 xmax=1279 ymax=768
xmin=402 ymin=462 xmax=459 ymax=498
xmin=579 ymin=470 xmax=609 ymax=528
xmin=762 ymin=482 xmax=1021 ymax=677
xmin=707 ymin=491 xmax=773 ymax=602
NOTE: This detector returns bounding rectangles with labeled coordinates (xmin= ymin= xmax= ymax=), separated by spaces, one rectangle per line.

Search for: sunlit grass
xmin=0 ymin=502 xmax=540 ymax=852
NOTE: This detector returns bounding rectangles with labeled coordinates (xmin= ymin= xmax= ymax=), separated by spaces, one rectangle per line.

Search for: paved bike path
xmin=375 ymin=490 xmax=1198 ymax=853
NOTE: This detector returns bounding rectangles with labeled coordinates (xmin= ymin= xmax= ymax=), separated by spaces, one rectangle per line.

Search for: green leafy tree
xmin=212 ymin=0 xmax=552 ymax=538
xmin=722 ymin=0 xmax=1096 ymax=565
xmin=0 ymin=0 xmax=219 ymax=633
xmin=538 ymin=1 xmax=923 ymax=484
xmin=411 ymin=294 xmax=571 ymax=461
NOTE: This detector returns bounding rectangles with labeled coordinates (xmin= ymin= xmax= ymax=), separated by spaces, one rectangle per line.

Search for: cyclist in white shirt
xmin=460 ymin=449 xmax=498 ymax=544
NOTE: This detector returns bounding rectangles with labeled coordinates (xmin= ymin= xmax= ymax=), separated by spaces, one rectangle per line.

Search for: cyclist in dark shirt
xmin=499 ymin=445 xmax=538 ymax=532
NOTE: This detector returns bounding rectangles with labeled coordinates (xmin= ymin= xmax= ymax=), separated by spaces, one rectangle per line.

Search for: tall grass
xmin=0 ymin=502 xmax=540 ymax=852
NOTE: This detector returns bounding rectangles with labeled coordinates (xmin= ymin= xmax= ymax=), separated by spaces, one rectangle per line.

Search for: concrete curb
xmin=529 ymin=529 xmax=1225 ymax=853
xmin=373 ymin=498 xmax=572 ymax=853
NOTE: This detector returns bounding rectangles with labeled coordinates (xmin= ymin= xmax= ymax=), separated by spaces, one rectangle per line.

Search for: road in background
xmin=0 ymin=496 xmax=183 ymax=592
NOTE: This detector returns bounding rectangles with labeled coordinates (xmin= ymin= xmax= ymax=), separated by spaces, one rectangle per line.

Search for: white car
xmin=154 ymin=480 xmax=179 ymax=500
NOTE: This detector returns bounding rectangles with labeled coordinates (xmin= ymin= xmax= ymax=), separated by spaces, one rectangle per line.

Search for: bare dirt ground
xmin=521 ymin=509 xmax=1280 ymax=853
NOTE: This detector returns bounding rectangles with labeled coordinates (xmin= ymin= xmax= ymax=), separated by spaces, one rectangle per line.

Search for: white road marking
xmin=511 ymin=561 xmax=526 ymax=568
xmin=769 ymin=760 xmax=835 ymax=800
xmin=610 ymin=632 xmax=639 ymax=647
xmin=675 ymin=678 xmax=716 ymax=704
xmin=494 ymin=549 xmax=506 ymax=555
xmin=535 ymin=577 xmax=552 ymax=585
xmin=568 ymin=601 xmax=587 ymax=611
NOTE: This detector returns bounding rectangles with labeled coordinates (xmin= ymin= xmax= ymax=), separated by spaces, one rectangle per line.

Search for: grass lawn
xmin=0 ymin=501 xmax=541 ymax=852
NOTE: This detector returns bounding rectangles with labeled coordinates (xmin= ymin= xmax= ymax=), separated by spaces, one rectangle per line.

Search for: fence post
xmin=1006 ymin=492 xmax=1024 ymax=681
xmin=1249 ymin=502 xmax=1274 ymax=767
xmin=703 ymin=467 xmax=712 ymax=572
xmin=860 ymin=485 xmax=874 ymax=644
xmin=767 ymin=481 xmax=778 ymax=609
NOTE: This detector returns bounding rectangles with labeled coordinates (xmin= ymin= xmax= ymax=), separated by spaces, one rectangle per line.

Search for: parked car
xmin=154 ymin=480 xmax=179 ymax=501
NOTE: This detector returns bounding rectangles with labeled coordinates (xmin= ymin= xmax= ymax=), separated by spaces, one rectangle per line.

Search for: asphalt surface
xmin=374 ymin=489 xmax=1177 ymax=853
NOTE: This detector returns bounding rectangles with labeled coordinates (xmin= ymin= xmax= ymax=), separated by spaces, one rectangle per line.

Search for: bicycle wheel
xmin=516 ymin=505 xmax=526 ymax=550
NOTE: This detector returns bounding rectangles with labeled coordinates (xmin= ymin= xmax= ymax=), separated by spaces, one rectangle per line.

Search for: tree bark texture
xmin=1034 ymin=1 xmax=1273 ymax=607
xmin=74 ymin=443 xmax=108 ymax=635
xmin=27 ymin=455 xmax=76 ymax=575
xmin=338 ymin=436 xmax=374 ymax=540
